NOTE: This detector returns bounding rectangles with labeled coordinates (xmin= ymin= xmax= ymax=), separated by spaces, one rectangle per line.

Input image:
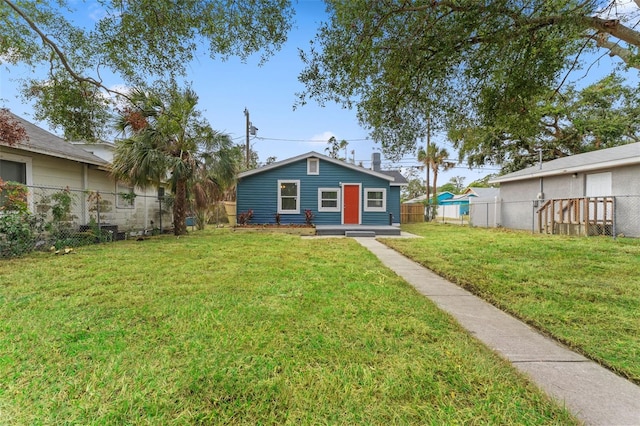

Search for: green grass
xmin=383 ymin=223 xmax=640 ymax=383
xmin=0 ymin=230 xmax=575 ymax=424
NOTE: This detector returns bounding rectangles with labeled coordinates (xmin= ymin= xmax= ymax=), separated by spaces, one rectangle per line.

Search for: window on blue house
xmin=278 ymin=180 xmax=300 ymax=214
xmin=318 ymin=188 xmax=340 ymax=212
xmin=307 ymin=158 xmax=319 ymax=175
xmin=364 ymin=188 xmax=386 ymax=212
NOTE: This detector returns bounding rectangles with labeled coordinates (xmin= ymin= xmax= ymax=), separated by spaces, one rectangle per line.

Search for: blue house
xmin=236 ymin=152 xmax=407 ymax=226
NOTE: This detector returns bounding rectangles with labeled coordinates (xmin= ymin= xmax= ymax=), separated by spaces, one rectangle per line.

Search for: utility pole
xmin=243 ymin=108 xmax=258 ymax=169
xmin=244 ymin=108 xmax=250 ymax=169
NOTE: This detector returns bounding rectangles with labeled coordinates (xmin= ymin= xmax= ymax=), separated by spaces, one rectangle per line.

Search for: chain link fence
xmin=613 ymin=195 xmax=640 ymax=238
xmin=434 ymin=204 xmax=470 ymax=225
xmin=470 ymin=195 xmax=640 ymax=238
xmin=0 ymin=184 xmax=173 ymax=258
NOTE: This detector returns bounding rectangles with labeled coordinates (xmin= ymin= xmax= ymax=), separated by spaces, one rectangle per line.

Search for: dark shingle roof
xmin=378 ymin=169 xmax=408 ymax=185
xmin=2 ymin=112 xmax=109 ymax=167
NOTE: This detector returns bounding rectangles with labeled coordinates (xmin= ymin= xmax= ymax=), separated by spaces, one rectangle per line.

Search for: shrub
xmin=0 ymin=212 xmax=36 ymax=257
xmin=0 ymin=179 xmax=29 ymax=213
xmin=237 ymin=210 xmax=254 ymax=225
xmin=304 ymin=209 xmax=314 ymax=226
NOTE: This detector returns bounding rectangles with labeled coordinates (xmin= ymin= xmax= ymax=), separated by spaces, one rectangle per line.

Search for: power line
xmin=255 ymin=136 xmax=371 ymax=143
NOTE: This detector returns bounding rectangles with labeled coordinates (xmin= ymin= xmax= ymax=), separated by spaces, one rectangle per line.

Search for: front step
xmin=345 ymin=231 xmax=376 ymax=238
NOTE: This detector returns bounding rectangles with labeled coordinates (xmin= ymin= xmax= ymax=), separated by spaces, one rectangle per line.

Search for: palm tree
xmin=191 ymin=138 xmax=239 ymax=229
xmin=417 ymin=144 xmax=455 ymax=204
xmin=112 ymin=85 xmax=236 ymax=235
xmin=325 ymin=136 xmax=348 ymax=160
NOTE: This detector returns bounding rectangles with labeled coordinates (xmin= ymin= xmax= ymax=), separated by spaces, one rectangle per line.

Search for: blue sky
xmin=1 ymin=0 xmax=638 ymax=187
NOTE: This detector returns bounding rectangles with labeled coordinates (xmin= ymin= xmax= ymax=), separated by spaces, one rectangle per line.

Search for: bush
xmin=0 ymin=211 xmax=36 ymax=258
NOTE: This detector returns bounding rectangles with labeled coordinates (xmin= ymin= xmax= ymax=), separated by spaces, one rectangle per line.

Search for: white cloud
xmin=598 ymin=0 xmax=640 ymax=21
xmin=309 ymin=131 xmax=335 ymax=143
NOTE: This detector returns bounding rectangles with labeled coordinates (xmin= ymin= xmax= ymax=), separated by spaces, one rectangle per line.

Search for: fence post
xmin=486 ymin=203 xmax=489 ymax=228
xmin=96 ymin=191 xmax=101 ymax=229
xmin=612 ymin=196 xmax=617 ymax=240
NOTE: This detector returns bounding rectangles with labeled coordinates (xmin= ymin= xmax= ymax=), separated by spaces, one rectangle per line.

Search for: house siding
xmin=388 ymin=186 xmax=401 ymax=224
xmin=237 ymin=158 xmax=394 ymax=225
xmin=497 ymin=164 xmax=640 ymax=235
xmin=1 ymin=145 xmax=164 ymax=232
xmin=32 ymin=154 xmax=85 ymax=189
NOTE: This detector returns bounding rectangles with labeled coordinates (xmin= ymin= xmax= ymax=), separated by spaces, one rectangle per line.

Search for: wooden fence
xmin=401 ymin=203 xmax=425 ymax=223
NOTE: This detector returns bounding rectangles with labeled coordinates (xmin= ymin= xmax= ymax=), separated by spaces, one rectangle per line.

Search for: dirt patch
xmin=232 ymin=224 xmax=316 ymax=235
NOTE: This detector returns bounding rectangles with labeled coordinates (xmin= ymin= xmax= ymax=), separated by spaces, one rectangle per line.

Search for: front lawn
xmin=0 ymin=230 xmax=574 ymax=424
xmin=383 ymin=223 xmax=640 ymax=383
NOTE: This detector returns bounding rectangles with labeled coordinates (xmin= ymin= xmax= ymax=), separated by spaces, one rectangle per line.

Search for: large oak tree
xmin=298 ymin=1 xmax=640 ymax=166
xmin=1 ymin=0 xmax=293 ymax=140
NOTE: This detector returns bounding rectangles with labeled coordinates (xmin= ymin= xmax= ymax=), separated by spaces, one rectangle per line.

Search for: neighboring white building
xmin=0 ymin=112 xmax=169 ymax=233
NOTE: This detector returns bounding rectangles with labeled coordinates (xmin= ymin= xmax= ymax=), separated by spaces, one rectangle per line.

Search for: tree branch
xmin=1 ymin=0 xmax=131 ymax=101
xmin=587 ymin=15 xmax=640 ymax=48
xmin=593 ymin=33 xmax=640 ymax=69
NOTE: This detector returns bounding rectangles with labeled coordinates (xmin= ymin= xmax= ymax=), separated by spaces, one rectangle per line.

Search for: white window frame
xmin=317 ymin=187 xmax=341 ymax=212
xmin=364 ymin=188 xmax=386 ymax=212
xmin=278 ymin=179 xmax=300 ymax=214
xmin=307 ymin=158 xmax=319 ymax=175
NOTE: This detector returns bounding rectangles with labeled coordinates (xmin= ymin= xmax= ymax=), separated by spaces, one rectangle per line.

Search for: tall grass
xmin=0 ymin=230 xmax=574 ymax=424
xmin=384 ymin=223 xmax=640 ymax=382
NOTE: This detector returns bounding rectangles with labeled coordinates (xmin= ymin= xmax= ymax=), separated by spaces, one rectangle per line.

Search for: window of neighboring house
xmin=0 ymin=159 xmax=27 ymax=184
xmin=364 ymin=188 xmax=386 ymax=212
xmin=318 ymin=188 xmax=340 ymax=212
xmin=278 ymin=180 xmax=300 ymax=214
xmin=307 ymin=158 xmax=319 ymax=175
xmin=0 ymin=157 xmax=31 ymax=209
xmin=116 ymin=183 xmax=135 ymax=209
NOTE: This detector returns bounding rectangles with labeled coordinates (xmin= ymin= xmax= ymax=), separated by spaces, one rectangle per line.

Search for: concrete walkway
xmin=355 ymin=237 xmax=640 ymax=426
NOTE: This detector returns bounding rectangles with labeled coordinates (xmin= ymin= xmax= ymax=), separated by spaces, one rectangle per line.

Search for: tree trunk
xmin=432 ymin=166 xmax=439 ymax=203
xmin=173 ymin=178 xmax=188 ymax=236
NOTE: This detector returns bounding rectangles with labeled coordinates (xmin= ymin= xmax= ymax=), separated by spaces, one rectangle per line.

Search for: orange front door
xmin=343 ymin=184 xmax=360 ymax=224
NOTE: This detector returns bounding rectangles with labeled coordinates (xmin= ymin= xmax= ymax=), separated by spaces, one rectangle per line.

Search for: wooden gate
xmin=401 ymin=203 xmax=424 ymax=223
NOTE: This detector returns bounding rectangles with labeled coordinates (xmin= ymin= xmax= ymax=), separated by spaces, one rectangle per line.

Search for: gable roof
xmin=1 ymin=112 xmax=109 ymax=168
xmin=238 ymin=151 xmax=396 ymax=182
xmin=466 ymin=187 xmax=500 ymax=199
xmin=491 ymin=143 xmax=640 ymax=184
xmin=377 ymin=169 xmax=408 ymax=186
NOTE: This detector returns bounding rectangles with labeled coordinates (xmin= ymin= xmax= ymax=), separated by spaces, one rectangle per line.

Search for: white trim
xmin=318 ymin=187 xmax=341 ymax=212
xmin=278 ymin=179 xmax=300 ymax=214
xmin=341 ymin=183 xmax=361 ymax=225
xmin=307 ymin=158 xmax=319 ymax=175
xmin=364 ymin=188 xmax=387 ymax=212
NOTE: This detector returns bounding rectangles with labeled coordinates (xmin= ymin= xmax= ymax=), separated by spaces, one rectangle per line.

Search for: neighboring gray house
xmin=236 ymin=152 xmax=407 ymax=226
xmin=488 ymin=143 xmax=640 ymax=237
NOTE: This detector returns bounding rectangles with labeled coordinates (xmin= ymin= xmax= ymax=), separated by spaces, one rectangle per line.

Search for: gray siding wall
xmin=498 ymin=164 xmax=640 ymax=234
xmin=499 ymin=179 xmax=539 ymax=231
xmin=611 ymin=165 xmax=640 ymax=196
xmin=237 ymin=158 xmax=394 ymax=225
